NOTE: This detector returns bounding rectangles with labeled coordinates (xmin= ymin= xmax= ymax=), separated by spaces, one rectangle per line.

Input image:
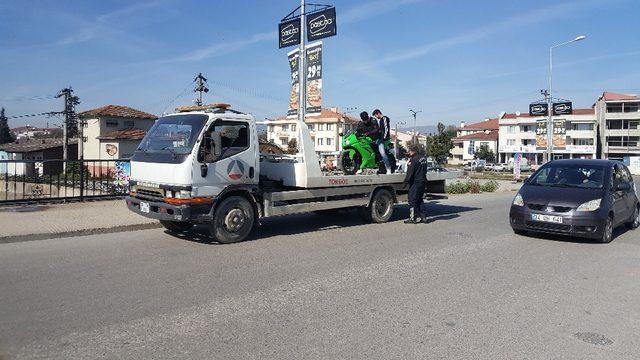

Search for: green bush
xmin=446 ymin=181 xmax=471 ymax=194
xmin=468 ymin=180 xmax=481 ymax=194
xmin=480 ymin=180 xmax=499 ymax=192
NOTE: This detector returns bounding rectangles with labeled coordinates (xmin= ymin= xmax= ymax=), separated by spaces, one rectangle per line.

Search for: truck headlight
xmin=513 ymin=193 xmax=524 ymax=207
xmin=577 ymin=199 xmax=601 ymax=212
xmin=174 ymin=190 xmax=191 ymax=199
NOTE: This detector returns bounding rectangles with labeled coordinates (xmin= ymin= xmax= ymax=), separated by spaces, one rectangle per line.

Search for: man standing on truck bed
xmin=403 ymin=144 xmax=428 ymax=224
xmin=372 ymin=109 xmax=392 ymax=174
xmin=355 ymin=111 xmax=380 ymax=174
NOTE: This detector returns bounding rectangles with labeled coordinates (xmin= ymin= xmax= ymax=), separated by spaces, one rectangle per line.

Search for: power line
xmin=8 ymin=111 xmax=61 ymax=119
xmin=0 ymin=95 xmax=57 ymax=102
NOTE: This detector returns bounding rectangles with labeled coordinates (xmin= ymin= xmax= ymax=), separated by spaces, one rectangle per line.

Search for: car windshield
xmin=136 ymin=114 xmax=208 ymax=155
xmin=529 ymin=164 xmax=606 ymax=189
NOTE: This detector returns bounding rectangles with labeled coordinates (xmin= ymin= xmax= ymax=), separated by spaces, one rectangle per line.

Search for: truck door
xmin=195 ymin=119 xmax=257 ymax=197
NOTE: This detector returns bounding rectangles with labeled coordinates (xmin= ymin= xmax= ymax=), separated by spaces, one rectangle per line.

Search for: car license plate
xmin=531 ymin=213 xmax=563 ymax=223
xmin=140 ymin=202 xmax=150 ymax=213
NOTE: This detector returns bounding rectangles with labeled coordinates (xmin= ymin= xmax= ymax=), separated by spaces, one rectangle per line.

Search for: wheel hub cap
xmin=224 ymin=208 xmax=245 ymax=232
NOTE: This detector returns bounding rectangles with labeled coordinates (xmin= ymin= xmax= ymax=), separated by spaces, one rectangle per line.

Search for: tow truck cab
xmin=126 ymin=105 xmax=260 ymax=228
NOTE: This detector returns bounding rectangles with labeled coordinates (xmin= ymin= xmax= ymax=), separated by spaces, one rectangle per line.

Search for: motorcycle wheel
xmin=340 ymin=151 xmax=361 ymax=175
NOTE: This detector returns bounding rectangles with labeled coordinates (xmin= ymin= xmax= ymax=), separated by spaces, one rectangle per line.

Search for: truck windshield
xmin=136 ymin=114 xmax=208 ymax=155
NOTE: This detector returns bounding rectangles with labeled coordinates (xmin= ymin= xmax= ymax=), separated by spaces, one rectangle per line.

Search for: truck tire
xmin=360 ymin=189 xmax=394 ymax=223
xmin=210 ymin=196 xmax=255 ymax=244
xmin=160 ymin=220 xmax=193 ymax=233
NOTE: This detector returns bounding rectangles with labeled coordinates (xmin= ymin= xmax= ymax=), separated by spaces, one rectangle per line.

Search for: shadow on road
xmin=517 ymin=225 xmax=634 ymax=244
xmin=163 ymin=201 xmax=482 ymax=245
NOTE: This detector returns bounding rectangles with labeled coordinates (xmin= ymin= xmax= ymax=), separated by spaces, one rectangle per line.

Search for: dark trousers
xmin=408 ymin=182 xmax=426 ymax=218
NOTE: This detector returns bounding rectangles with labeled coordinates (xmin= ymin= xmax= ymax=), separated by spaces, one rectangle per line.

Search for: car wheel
xmin=600 ymin=215 xmax=614 ymax=243
xmin=210 ymin=196 xmax=255 ymax=244
xmin=626 ymin=205 xmax=640 ymax=230
xmin=160 ymin=220 xmax=193 ymax=233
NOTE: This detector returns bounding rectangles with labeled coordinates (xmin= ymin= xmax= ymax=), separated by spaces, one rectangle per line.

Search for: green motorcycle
xmin=339 ymin=131 xmax=396 ymax=175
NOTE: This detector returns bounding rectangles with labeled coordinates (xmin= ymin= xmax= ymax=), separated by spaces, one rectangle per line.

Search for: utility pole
xmin=194 ymin=73 xmax=209 ymax=106
xmin=297 ymin=0 xmax=307 ymax=156
xmin=56 ymin=87 xmax=80 ymax=169
xmin=409 ymin=109 xmax=422 ymax=143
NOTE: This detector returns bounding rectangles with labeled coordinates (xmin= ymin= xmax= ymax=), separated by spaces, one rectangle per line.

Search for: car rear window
xmin=529 ymin=164 xmax=606 ymax=189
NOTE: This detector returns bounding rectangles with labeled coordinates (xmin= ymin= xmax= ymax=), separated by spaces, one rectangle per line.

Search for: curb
xmin=0 ymin=222 xmax=163 ymax=244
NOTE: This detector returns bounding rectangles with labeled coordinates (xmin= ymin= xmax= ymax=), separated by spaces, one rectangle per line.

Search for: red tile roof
xmin=599 ymin=91 xmax=639 ymax=101
xmin=460 ymin=117 xmax=499 ymax=130
xmin=454 ymin=130 xmax=498 ymax=141
xmin=79 ymin=105 xmax=157 ymax=120
xmin=0 ymin=138 xmax=78 ymax=153
xmin=97 ymin=128 xmax=147 ymax=140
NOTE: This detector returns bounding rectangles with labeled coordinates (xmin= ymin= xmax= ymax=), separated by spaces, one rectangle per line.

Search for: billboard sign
xmin=305 ymin=42 xmax=322 ymax=115
xmin=552 ymin=119 xmax=567 ymax=149
xmin=529 ymin=103 xmax=548 ymax=116
xmin=535 ymin=120 xmax=548 ymax=150
xmin=553 ymin=101 xmax=572 ymax=115
xmin=287 ymin=49 xmax=300 ymax=117
xmin=279 ymin=18 xmax=301 ymax=48
xmin=306 ymin=7 xmax=337 ymax=41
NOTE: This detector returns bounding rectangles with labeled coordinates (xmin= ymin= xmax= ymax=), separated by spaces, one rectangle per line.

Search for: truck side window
xmin=199 ymin=121 xmax=250 ymax=163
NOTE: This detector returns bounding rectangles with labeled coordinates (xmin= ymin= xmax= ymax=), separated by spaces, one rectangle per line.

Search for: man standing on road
xmin=372 ymin=109 xmax=392 ymax=174
xmin=403 ymin=144 xmax=428 ymax=224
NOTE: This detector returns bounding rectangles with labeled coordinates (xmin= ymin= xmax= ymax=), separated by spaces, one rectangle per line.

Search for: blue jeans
xmin=376 ymin=139 xmax=391 ymax=171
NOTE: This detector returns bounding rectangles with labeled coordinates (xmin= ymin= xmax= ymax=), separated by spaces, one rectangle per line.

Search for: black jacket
xmin=356 ymin=118 xmax=380 ymax=139
xmin=377 ymin=116 xmax=391 ymax=141
xmin=403 ymin=154 xmax=428 ymax=186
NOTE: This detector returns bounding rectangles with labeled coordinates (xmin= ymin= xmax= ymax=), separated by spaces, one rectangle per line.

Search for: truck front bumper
xmin=126 ymin=196 xmax=193 ymax=222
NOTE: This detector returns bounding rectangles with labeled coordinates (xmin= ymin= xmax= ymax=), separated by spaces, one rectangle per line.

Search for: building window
xmin=268 ymin=125 xmax=273 ymax=132
xmin=521 ymin=125 xmax=533 ymax=132
xmin=508 ymin=126 xmax=518 ymax=133
xmin=623 ymin=102 xmax=639 ymax=113
xmin=308 ymin=124 xmax=314 ymax=131
xmin=607 ymin=136 xmax=640 ymax=147
xmin=573 ymin=138 xmax=594 ymax=146
xmin=326 ymin=138 xmax=332 ymax=146
xmin=607 ymin=103 xmax=623 ymax=113
xmin=281 ymin=124 xmax=289 ymax=132
xmin=572 ymin=123 xmax=594 ymax=131
xmin=106 ymin=120 xmax=118 ymax=127
xmin=607 ymin=120 xmax=623 ymax=129
xmin=317 ymin=123 xmax=325 ymax=131
xmin=124 ymin=120 xmax=135 ymax=127
xmin=280 ymin=138 xmax=288 ymax=146
xmin=522 ymin=139 xmax=536 ymax=146
xmin=507 ymin=139 xmax=516 ymax=146
xmin=317 ymin=138 xmax=324 ymax=146
xmin=327 ymin=124 xmax=334 ymax=131
xmin=291 ymin=124 xmax=296 ymax=132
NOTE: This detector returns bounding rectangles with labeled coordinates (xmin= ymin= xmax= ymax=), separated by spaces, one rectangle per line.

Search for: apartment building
xmin=450 ymin=117 xmax=499 ymax=165
xmin=594 ymin=91 xmax=640 ymax=160
xmin=266 ymin=108 xmax=359 ymax=158
xmin=498 ymin=108 xmax=597 ymax=165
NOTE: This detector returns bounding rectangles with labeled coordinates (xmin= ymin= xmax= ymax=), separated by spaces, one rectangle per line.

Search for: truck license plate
xmin=531 ymin=213 xmax=562 ymax=223
xmin=140 ymin=202 xmax=150 ymax=213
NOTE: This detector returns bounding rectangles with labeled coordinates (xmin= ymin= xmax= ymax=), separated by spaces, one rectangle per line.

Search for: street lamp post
xmin=409 ymin=109 xmax=422 ymax=143
xmin=546 ymin=35 xmax=586 ymax=162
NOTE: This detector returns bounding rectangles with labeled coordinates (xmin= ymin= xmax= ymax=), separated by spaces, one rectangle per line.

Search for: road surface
xmin=1 ymin=191 xmax=639 ymax=359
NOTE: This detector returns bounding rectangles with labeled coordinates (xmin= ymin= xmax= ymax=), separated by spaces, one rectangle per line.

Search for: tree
xmin=476 ymin=143 xmax=495 ymax=162
xmin=287 ymin=138 xmax=298 ymax=154
xmin=426 ymin=122 xmax=453 ymax=164
xmin=0 ymin=107 xmax=15 ymax=144
xmin=444 ymin=124 xmax=458 ymax=138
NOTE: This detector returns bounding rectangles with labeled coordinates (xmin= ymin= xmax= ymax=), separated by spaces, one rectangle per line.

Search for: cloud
xmin=341 ymin=0 xmax=421 ymax=24
xmin=371 ymin=0 xmax=609 ymax=67
xmin=166 ymin=31 xmax=277 ymax=63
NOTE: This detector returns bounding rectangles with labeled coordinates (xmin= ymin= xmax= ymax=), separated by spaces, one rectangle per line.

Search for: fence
xmin=0 ymin=159 xmax=131 ymax=204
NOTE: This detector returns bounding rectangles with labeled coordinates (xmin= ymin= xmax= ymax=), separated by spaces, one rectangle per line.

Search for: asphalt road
xmin=1 ymin=191 xmax=640 ymax=359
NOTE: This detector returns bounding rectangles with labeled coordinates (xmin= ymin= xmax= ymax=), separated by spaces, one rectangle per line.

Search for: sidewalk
xmin=0 ymin=200 xmax=160 ymax=242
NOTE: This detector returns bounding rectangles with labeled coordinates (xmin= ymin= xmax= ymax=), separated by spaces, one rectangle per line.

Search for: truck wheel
xmin=160 ymin=220 xmax=193 ymax=233
xmin=210 ymin=196 xmax=255 ymax=244
xmin=360 ymin=189 xmax=394 ymax=223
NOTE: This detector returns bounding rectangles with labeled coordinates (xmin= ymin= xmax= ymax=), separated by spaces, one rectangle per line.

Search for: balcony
xmin=499 ymin=144 xmax=538 ymax=153
xmin=566 ymin=130 xmax=595 ymax=139
xmin=565 ymin=145 xmax=595 ymax=153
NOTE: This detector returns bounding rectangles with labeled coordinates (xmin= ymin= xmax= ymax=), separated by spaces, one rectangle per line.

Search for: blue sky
xmin=1 ymin=0 xmax=639 ymax=128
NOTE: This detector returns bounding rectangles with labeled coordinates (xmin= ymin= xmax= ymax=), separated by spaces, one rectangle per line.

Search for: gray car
xmin=510 ymin=159 xmax=639 ymax=243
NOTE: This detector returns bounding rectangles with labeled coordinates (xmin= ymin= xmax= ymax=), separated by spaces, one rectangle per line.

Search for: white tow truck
xmin=126 ymin=104 xmax=459 ymax=243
